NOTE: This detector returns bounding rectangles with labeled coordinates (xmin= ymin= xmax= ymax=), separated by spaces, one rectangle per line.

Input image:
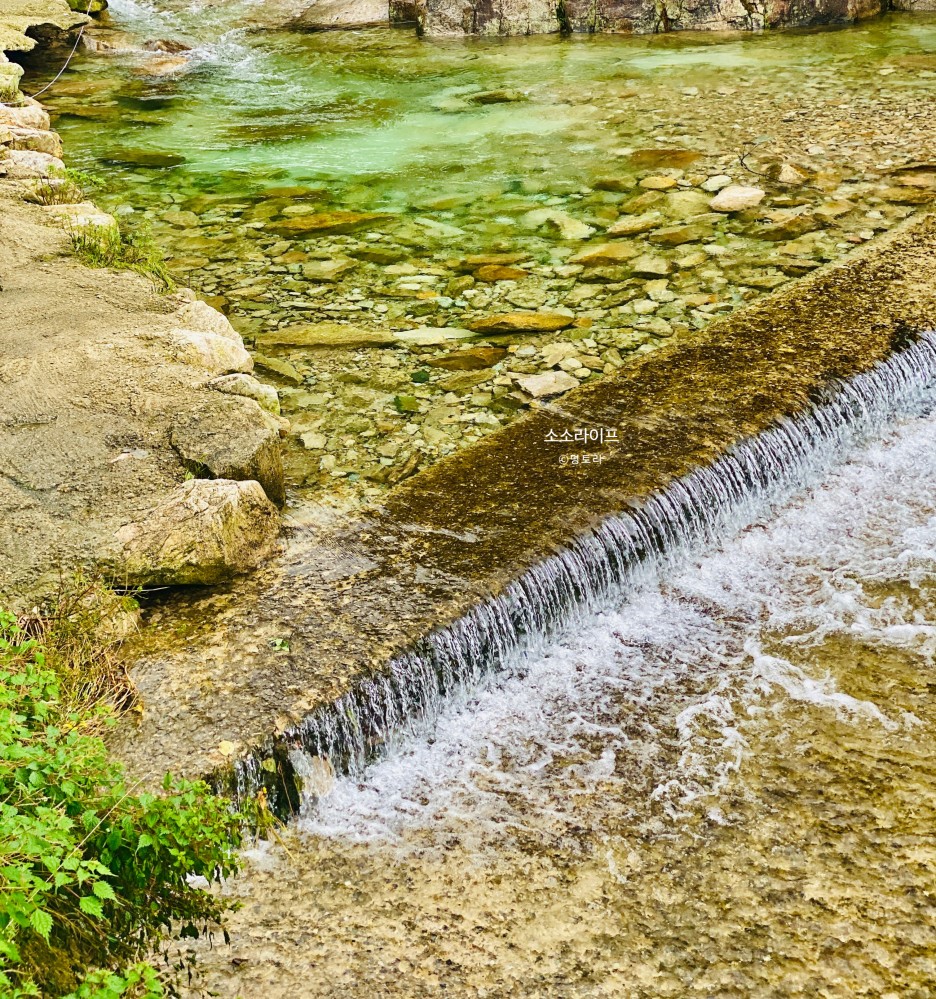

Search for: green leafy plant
xmin=69 ymin=221 xmax=174 ymax=292
xmin=0 ymin=609 xmax=242 ymax=997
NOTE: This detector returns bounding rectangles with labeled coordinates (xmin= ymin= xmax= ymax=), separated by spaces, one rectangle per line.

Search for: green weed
xmin=69 ymin=220 xmax=174 ymax=292
xmin=0 ymin=607 xmax=242 ymax=998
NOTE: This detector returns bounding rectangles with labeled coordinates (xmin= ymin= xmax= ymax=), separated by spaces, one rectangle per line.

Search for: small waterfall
xmin=230 ymin=331 xmax=936 ymax=815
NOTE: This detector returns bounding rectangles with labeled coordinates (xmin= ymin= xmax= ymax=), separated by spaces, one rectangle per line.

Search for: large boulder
xmin=289 ymin=0 xmax=388 ymax=30
xmin=0 ymin=100 xmax=50 ymax=131
xmin=174 ymin=299 xmax=241 ymax=342
xmin=208 ymin=372 xmax=281 ymax=415
xmin=170 ymin=397 xmax=285 ymax=505
xmin=2 ymin=149 xmax=65 ymax=179
xmin=417 ymin=0 xmax=882 ymax=33
xmin=7 ymin=126 xmax=62 ymax=157
xmin=113 ymin=479 xmax=279 ymax=587
xmin=167 ymin=329 xmax=253 ymax=373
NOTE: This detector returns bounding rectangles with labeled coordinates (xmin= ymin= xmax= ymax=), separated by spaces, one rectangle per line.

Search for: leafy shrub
xmin=0 ymin=609 xmax=241 ymax=997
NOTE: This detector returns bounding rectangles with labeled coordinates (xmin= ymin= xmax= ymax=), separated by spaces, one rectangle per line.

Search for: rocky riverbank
xmin=56 ymin=23 xmax=930 ymax=514
xmin=0 ymin=1 xmax=286 ymax=608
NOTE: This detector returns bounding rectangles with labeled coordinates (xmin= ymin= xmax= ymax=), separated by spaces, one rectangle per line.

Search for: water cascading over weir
xmin=113 ymin=214 xmax=936 ymax=814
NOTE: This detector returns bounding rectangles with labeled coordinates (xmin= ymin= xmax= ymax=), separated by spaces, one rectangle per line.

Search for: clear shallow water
xmin=19 ymin=6 xmax=936 ymax=506
xmin=179 ymin=379 xmax=936 ymax=998
xmin=20 ymin=8 xmax=936 ymax=990
xmin=26 ymin=8 xmax=936 ymax=213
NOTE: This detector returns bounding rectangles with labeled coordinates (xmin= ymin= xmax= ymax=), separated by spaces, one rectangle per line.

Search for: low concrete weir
xmin=113 ymin=214 xmax=936 ymax=808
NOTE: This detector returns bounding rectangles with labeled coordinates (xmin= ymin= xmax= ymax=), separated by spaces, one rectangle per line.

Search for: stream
xmin=19 ymin=3 xmax=936 ymax=509
xmin=15 ymin=6 xmax=936 ymax=996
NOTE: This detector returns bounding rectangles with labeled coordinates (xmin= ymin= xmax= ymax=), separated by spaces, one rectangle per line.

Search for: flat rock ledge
xmin=0 ymin=186 xmax=286 ymax=607
xmin=0 ymin=0 xmax=87 ymax=97
xmin=112 ymin=213 xmax=936 ymax=791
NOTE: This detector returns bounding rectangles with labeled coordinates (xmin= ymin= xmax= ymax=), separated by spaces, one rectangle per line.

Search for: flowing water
xmin=16 ymin=8 xmax=936 ymax=994
xmin=173 ymin=342 xmax=936 ymax=998
xmin=19 ymin=5 xmax=936 ymax=506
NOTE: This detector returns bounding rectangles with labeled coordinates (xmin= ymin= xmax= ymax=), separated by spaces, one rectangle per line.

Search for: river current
xmin=18 ymin=5 xmax=936 ymax=995
xmin=169 ymin=368 xmax=936 ymax=998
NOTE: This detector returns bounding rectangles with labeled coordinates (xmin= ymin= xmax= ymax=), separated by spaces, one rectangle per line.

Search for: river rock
xmin=175 ymin=299 xmax=240 ymax=341
xmin=878 ymin=186 xmax=935 ymax=205
xmin=514 ymin=370 xmax=579 ymax=397
xmin=301 ymin=257 xmax=357 ymax=282
xmin=522 ymin=208 xmax=595 ymax=240
xmin=469 ymin=312 xmax=574 ymax=334
xmin=777 ymin=163 xmax=810 ymax=185
xmin=570 ymin=243 xmax=640 ymax=267
xmin=169 ymin=330 xmax=253 ymax=372
xmin=701 ymin=174 xmax=733 ymax=192
xmin=606 ymin=212 xmax=663 ymax=237
xmin=3 ymin=149 xmax=65 ymax=178
xmin=41 ymin=202 xmax=117 ymax=228
xmin=475 ymin=264 xmax=529 ymax=281
xmin=102 ymin=148 xmax=186 ymax=168
xmin=289 ymin=0 xmax=388 ymax=30
xmin=208 ymin=373 xmax=280 ymax=415
xmin=426 ymin=346 xmax=508 ymax=370
xmin=254 ymin=353 xmax=303 ymax=384
xmin=256 ymin=322 xmax=396 ymax=348
xmin=132 ymin=55 xmax=191 ymax=77
xmin=142 ymin=38 xmax=192 ymax=53
xmin=639 ymin=175 xmax=679 ymax=190
xmin=628 ymin=148 xmax=702 ymax=169
xmin=662 ymin=190 xmax=713 ymax=219
xmin=170 ymin=399 xmax=285 ymax=505
xmin=113 ymin=479 xmax=279 ymax=586
xmin=467 ymin=89 xmax=527 ymax=104
xmin=648 ymin=220 xmax=716 ymax=246
xmin=709 ymin=185 xmax=766 ymax=212
xmin=393 ymin=327 xmax=476 ymax=346
xmin=593 ymin=176 xmax=635 ymax=193
xmin=757 ymin=210 xmax=823 ymax=241
xmin=0 ymin=99 xmax=50 ymax=130
xmin=7 ymin=126 xmax=62 ymax=157
xmin=270 ymin=211 xmax=386 ymax=237
xmin=888 ymin=164 xmax=936 ymax=189
xmin=631 ymin=253 xmax=672 ymax=276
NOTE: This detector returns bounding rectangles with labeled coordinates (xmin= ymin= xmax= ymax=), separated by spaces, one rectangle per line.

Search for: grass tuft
xmin=32 ymin=167 xmax=103 ymax=207
xmin=15 ymin=573 xmax=140 ymax=722
xmin=69 ymin=219 xmax=175 ymax=292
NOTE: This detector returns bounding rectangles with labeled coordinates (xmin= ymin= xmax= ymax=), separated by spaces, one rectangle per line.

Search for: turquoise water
xmin=17 ymin=8 xmax=936 ymax=504
xmin=24 ymin=8 xmax=936 ymax=232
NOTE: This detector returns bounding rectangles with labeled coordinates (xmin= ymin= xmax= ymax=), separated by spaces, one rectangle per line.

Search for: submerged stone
xmin=467 ymin=89 xmax=527 ymax=104
xmin=570 ymin=243 xmax=640 ymax=267
xmin=469 ymin=312 xmax=574 ymax=334
xmin=101 ymin=148 xmax=186 ymax=168
xmin=256 ymin=322 xmax=396 ymax=348
xmin=269 ymin=211 xmax=387 ymax=236
xmin=606 ymin=212 xmax=664 ymax=237
xmin=426 ymin=346 xmax=509 ymax=370
xmin=710 ymin=185 xmax=767 ymax=212
xmin=513 ymin=370 xmax=579 ymax=397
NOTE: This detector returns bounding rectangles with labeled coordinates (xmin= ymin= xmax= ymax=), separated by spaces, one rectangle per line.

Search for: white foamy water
xmin=300 ymin=403 xmax=936 ymax=853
